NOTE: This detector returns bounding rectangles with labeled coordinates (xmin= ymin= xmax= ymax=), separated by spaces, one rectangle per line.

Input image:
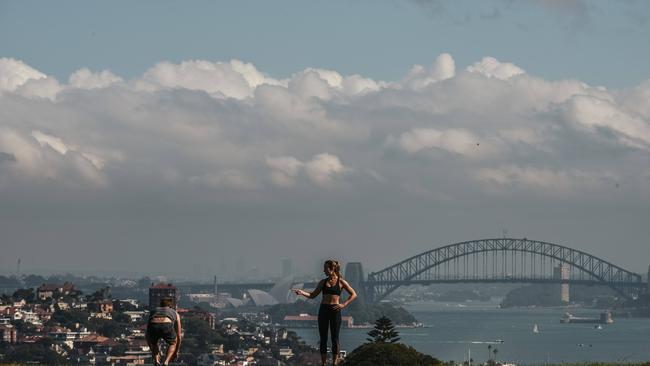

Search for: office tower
xmin=149 ymin=283 xmax=178 ymax=309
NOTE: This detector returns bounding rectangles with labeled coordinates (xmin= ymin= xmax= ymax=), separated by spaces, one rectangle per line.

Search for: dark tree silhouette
xmin=341 ymin=342 xmax=442 ymax=366
xmin=366 ymin=316 xmax=400 ymax=343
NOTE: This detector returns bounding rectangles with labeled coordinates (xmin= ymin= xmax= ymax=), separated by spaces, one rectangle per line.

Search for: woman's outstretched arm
xmin=293 ymin=280 xmax=324 ymax=299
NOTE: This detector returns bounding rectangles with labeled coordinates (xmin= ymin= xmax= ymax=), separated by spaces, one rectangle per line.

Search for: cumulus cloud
xmin=139 ymin=59 xmax=283 ymax=99
xmin=0 ymin=127 xmax=105 ymax=187
xmin=267 ymin=153 xmax=350 ymax=187
xmin=31 ymin=130 xmax=70 ymax=155
xmin=393 ymin=128 xmax=493 ymax=159
xmin=467 ymin=57 xmax=525 ymax=80
xmin=0 ymin=58 xmax=47 ymax=91
xmin=304 ymin=153 xmax=350 ymax=186
xmin=288 ymin=68 xmax=385 ymax=99
xmin=4 ymin=53 xmax=650 ymax=275
xmin=69 ymin=68 xmax=122 ymax=89
xmin=0 ymin=54 xmax=647 ymax=202
xmin=266 ymin=156 xmax=304 ymax=187
xmin=400 ymin=53 xmax=455 ymax=89
xmin=558 ymin=95 xmax=650 ymax=148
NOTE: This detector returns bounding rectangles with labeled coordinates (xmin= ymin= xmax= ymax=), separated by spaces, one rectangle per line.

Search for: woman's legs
xmin=145 ymin=329 xmax=161 ymax=365
xmin=318 ymin=305 xmax=329 ymax=365
xmin=330 ymin=310 xmax=342 ymax=365
xmin=162 ymin=341 xmax=177 ymax=366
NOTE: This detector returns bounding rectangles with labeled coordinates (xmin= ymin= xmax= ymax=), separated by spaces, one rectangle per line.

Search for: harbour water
xmin=290 ymin=299 xmax=650 ymax=364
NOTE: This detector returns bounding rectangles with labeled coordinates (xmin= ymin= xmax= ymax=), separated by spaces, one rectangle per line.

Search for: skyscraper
xmin=149 ymin=283 xmax=178 ymax=309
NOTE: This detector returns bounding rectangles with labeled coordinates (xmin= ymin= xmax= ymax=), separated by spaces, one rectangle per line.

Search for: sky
xmin=0 ymin=0 xmax=649 ymax=280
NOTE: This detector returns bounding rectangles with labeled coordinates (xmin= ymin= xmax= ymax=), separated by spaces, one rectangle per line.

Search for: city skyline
xmin=1 ymin=1 xmax=650 ymax=278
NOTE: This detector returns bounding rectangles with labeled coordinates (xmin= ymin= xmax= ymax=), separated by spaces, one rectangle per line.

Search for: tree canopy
xmin=366 ymin=316 xmax=400 ymax=343
xmin=342 ymin=342 xmax=442 ymax=366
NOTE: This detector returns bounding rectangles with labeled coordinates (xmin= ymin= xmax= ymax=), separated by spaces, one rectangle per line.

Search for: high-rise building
xmin=553 ymin=264 xmax=570 ymax=303
xmin=149 ymin=283 xmax=178 ymax=309
xmin=281 ymin=258 xmax=293 ymax=278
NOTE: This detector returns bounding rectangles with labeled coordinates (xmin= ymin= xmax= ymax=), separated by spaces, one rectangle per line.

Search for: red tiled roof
xmin=100 ymin=339 xmax=120 ymax=347
xmin=76 ymin=334 xmax=109 ymax=343
xmin=150 ymin=283 xmax=176 ymax=289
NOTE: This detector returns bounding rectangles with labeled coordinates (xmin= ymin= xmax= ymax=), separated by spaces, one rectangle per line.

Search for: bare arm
xmin=335 ymin=279 xmax=357 ymax=310
xmin=175 ymin=315 xmax=182 ymax=343
xmin=173 ymin=314 xmax=182 ymax=358
xmin=293 ymin=280 xmax=324 ymax=299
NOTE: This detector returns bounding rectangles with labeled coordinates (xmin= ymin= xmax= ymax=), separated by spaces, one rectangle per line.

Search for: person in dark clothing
xmin=146 ymin=297 xmax=182 ymax=366
xmin=293 ymin=260 xmax=357 ymax=366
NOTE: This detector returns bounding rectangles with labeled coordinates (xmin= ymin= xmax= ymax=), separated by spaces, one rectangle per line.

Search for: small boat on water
xmin=594 ymin=324 xmax=603 ymax=330
xmin=533 ymin=324 xmax=540 ymax=333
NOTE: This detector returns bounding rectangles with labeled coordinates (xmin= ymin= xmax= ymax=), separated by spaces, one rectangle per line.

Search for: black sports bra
xmin=322 ymin=277 xmax=342 ymax=296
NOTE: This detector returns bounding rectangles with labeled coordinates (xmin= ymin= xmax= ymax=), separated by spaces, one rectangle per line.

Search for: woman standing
xmin=294 ymin=260 xmax=357 ymax=366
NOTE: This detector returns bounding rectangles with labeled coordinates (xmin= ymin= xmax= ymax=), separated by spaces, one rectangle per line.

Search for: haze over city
xmin=1 ymin=0 xmax=649 ymax=280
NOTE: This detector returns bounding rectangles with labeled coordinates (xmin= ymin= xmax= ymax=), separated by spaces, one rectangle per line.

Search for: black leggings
xmin=318 ymin=304 xmax=341 ymax=355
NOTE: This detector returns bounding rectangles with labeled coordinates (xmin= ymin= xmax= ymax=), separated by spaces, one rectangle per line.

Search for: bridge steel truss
xmin=366 ymin=238 xmax=643 ymax=302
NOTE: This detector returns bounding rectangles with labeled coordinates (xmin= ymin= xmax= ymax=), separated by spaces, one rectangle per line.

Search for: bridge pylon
xmin=647 ymin=265 xmax=650 ymax=295
xmin=344 ymin=262 xmax=366 ymax=304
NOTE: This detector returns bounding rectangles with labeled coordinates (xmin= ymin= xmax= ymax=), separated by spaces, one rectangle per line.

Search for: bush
xmin=341 ymin=342 xmax=442 ymax=366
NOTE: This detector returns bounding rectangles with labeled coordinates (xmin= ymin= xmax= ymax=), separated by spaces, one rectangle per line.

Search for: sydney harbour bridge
xmin=184 ymin=238 xmax=647 ymax=303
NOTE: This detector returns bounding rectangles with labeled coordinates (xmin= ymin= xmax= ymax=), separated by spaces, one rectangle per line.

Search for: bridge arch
xmin=366 ymin=238 xmax=642 ymax=302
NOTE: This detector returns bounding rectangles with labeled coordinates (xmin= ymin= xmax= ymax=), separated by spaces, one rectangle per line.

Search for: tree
xmin=366 ymin=316 xmax=400 ymax=343
xmin=0 ymin=341 xmax=67 ymax=365
xmin=12 ymin=288 xmax=35 ymax=303
xmin=0 ymin=275 xmax=20 ymax=286
xmin=48 ymin=309 xmax=90 ymax=329
xmin=24 ymin=274 xmax=46 ymax=287
xmin=88 ymin=286 xmax=111 ymax=302
xmin=182 ymin=317 xmax=226 ymax=355
xmin=91 ymin=318 xmax=129 ymax=338
xmin=112 ymin=312 xmax=132 ymax=324
xmin=492 ymin=348 xmax=498 ymax=362
xmin=341 ymin=342 xmax=442 ymax=366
